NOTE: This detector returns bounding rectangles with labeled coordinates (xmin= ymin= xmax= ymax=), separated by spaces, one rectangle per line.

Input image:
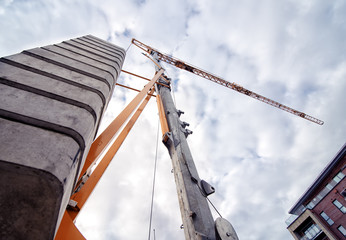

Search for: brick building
xmin=286 ymin=143 xmax=346 ymax=240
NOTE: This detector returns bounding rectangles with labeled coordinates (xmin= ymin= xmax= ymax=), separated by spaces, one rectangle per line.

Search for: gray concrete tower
xmin=0 ymin=35 xmax=125 ymax=240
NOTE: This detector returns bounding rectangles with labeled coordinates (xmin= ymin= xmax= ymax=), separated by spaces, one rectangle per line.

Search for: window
xmin=333 ymin=199 xmax=346 ymax=213
xmin=320 ymin=211 xmax=334 ymax=225
xmin=304 ymin=224 xmax=321 ymax=239
xmin=337 ymin=225 xmax=346 ymax=237
xmin=326 ymin=183 xmax=333 ymax=190
xmin=333 ymin=172 xmax=345 ymax=183
xmin=341 ymin=189 xmax=346 ymax=198
xmin=304 ymin=172 xmax=345 ymax=211
xmin=306 ymin=202 xmax=315 ymax=209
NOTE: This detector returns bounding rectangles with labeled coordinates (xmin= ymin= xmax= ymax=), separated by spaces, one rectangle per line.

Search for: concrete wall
xmin=0 ymin=35 xmax=125 ymax=240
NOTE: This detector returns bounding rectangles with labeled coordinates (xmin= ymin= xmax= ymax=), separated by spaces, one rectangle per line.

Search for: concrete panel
xmin=86 ymin=35 xmax=126 ymax=57
xmin=42 ymin=45 xmax=118 ymax=79
xmin=0 ymin=118 xmax=79 ymax=240
xmin=0 ymin=35 xmax=125 ymax=239
xmin=0 ymin=53 xmax=110 ymax=101
xmin=77 ymin=37 xmax=124 ymax=59
xmin=56 ymin=42 xmax=120 ymax=70
xmin=64 ymin=39 xmax=121 ymax=64
xmin=0 ymin=62 xmax=103 ymax=123
xmin=23 ymin=47 xmax=115 ymax=88
xmin=1 ymin=84 xmax=95 ymax=142
xmin=73 ymin=38 xmax=123 ymax=60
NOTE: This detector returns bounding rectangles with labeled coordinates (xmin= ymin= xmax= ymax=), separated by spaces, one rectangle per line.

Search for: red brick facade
xmin=311 ymin=167 xmax=346 ymax=239
xmin=287 ymin=144 xmax=346 ymax=240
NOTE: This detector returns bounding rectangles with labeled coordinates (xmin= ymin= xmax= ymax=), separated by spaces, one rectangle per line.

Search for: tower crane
xmin=54 ymin=38 xmax=323 ymax=240
xmin=132 ymin=39 xmax=324 ymax=125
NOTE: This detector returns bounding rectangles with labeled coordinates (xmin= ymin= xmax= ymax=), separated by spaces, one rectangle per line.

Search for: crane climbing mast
xmin=132 ymin=39 xmax=324 ymax=125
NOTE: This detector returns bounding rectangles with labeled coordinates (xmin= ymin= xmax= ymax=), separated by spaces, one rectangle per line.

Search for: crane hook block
xmin=201 ymin=180 xmax=215 ymax=196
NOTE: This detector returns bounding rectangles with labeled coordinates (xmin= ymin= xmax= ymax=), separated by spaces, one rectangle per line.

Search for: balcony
xmin=299 ymin=230 xmax=324 ymax=240
xmin=299 ymin=224 xmax=323 ymax=240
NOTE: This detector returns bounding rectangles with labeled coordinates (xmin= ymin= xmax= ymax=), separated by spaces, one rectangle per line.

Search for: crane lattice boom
xmin=132 ymin=38 xmax=324 ymax=125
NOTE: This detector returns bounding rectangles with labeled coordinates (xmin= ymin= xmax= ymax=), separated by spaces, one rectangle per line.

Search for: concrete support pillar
xmin=0 ymin=35 xmax=125 ymax=240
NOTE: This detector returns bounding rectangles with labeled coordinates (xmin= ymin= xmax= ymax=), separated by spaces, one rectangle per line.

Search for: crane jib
xmin=131 ymin=38 xmax=324 ymax=125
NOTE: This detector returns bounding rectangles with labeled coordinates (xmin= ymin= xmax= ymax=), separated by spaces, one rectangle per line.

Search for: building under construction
xmin=0 ymin=36 xmax=323 ymax=240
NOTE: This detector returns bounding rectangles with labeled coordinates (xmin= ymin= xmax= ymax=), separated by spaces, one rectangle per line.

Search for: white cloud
xmin=1 ymin=0 xmax=345 ymax=239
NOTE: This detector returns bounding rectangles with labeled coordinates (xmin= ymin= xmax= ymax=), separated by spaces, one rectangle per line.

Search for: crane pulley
xmin=132 ymin=38 xmax=324 ymax=125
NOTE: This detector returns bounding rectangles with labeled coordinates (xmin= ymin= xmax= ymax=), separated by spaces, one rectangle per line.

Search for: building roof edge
xmin=289 ymin=142 xmax=346 ymax=214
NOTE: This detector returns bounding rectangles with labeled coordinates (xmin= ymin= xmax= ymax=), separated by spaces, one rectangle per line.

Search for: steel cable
xmin=147 ymin=116 xmax=160 ymax=240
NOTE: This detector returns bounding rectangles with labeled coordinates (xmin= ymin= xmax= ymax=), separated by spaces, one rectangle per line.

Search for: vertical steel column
xmin=154 ymin=59 xmax=216 ymax=240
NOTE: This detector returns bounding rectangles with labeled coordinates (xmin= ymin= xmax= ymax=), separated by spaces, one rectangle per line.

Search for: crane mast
xmin=153 ymin=54 xmax=217 ymax=240
xmin=132 ymin=39 xmax=324 ymax=125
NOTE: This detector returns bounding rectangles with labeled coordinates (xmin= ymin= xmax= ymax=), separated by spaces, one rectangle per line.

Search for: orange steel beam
xmin=68 ymin=88 xmax=155 ymax=221
xmin=156 ymin=94 xmax=170 ymax=142
xmin=132 ymin=38 xmax=324 ymax=125
xmin=54 ymin=211 xmax=86 ymax=240
xmin=116 ymin=83 xmax=156 ymax=97
xmin=121 ymin=69 xmax=170 ymax=88
xmin=77 ymin=69 xmax=164 ymax=182
xmin=121 ymin=69 xmax=151 ymax=81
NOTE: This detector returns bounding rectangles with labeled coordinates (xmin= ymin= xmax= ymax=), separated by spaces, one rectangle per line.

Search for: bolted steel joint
xmin=182 ymin=121 xmax=190 ymax=128
xmin=182 ymin=128 xmax=193 ymax=138
xmin=177 ymin=109 xmax=184 ymax=117
xmin=158 ymin=77 xmax=170 ymax=86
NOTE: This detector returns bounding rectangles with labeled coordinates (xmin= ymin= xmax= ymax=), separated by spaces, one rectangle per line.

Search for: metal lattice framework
xmin=132 ymin=39 xmax=324 ymax=125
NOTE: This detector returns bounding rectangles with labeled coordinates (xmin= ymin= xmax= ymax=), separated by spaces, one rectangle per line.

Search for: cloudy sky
xmin=1 ymin=0 xmax=346 ymax=239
